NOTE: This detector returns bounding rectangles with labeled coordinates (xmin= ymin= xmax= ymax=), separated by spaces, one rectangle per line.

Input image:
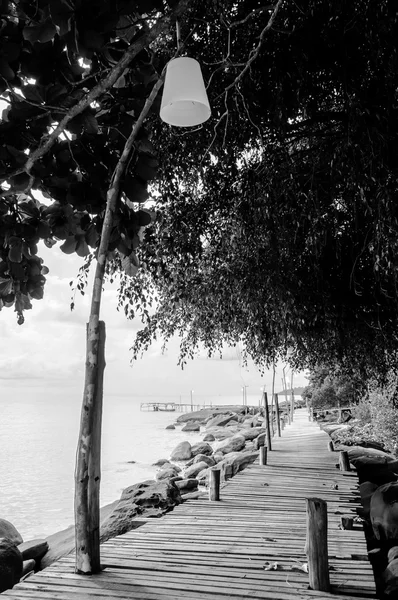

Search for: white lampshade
xmin=160 ymin=57 xmax=211 ymax=127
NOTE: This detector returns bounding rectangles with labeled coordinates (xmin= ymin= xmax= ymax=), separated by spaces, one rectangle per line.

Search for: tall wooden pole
xmin=274 ymin=393 xmax=281 ymax=436
xmin=306 ymin=498 xmax=330 ymax=592
xmin=290 ymin=370 xmax=294 ymax=422
xmin=263 ymin=391 xmax=272 ymax=451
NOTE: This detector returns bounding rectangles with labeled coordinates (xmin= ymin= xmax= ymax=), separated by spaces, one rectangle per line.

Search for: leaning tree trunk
xmin=74 ymin=73 xmax=166 ymax=575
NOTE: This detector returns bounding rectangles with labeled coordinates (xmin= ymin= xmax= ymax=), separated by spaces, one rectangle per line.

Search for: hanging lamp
xmin=160 ymin=22 xmax=211 ymax=127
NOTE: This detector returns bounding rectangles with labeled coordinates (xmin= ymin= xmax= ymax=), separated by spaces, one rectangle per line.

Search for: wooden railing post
xmin=259 ymin=445 xmax=268 ymax=465
xmin=339 ymin=451 xmax=351 ymax=471
xmin=263 ymin=391 xmax=272 ymax=451
xmin=305 ymin=498 xmax=330 ymax=592
xmin=328 ymin=440 xmax=334 ymax=452
xmin=209 ymin=468 xmax=221 ymax=501
xmin=274 ymin=393 xmax=281 ymax=437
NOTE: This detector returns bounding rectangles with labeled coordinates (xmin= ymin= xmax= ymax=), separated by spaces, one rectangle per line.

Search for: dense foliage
xmin=127 ymin=0 xmax=398 ymax=377
xmin=0 ymin=0 xmax=188 ymax=322
xmin=302 ymin=365 xmax=361 ymax=411
xmin=2 ymin=1 xmax=398 ymax=378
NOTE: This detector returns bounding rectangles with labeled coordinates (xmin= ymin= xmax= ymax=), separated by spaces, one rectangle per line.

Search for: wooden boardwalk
xmin=3 ymin=409 xmax=376 ymax=599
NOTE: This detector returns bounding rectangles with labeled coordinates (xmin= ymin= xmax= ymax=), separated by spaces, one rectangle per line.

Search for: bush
xmin=369 ymin=384 xmax=398 ymax=456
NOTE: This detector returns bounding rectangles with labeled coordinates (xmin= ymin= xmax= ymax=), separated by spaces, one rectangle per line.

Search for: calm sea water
xmin=0 ymin=393 xmax=253 ymax=540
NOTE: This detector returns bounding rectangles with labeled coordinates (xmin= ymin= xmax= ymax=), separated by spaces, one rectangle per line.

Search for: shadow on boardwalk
xmin=2 ymin=409 xmax=376 ymax=600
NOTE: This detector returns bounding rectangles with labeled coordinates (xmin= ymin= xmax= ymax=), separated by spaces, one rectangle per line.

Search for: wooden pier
xmin=3 ymin=409 xmax=376 ymax=599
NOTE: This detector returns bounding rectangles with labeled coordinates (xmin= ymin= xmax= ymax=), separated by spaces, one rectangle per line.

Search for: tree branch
xmin=217 ymin=0 xmax=284 ymax=98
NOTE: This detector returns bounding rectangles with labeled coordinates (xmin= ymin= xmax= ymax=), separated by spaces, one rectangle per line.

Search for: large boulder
xmin=203 ymin=433 xmax=215 ymax=442
xmin=152 ymin=458 xmax=170 ymax=467
xmin=358 ymin=482 xmax=379 ymax=519
xmin=0 ymin=538 xmax=23 ymax=592
xmin=241 ymin=428 xmax=265 ymax=441
xmin=18 ymin=539 xmax=48 ymax=562
xmin=217 ymin=451 xmax=258 ymax=481
xmin=193 ymin=454 xmax=215 ymax=467
xmin=254 ymin=433 xmax=267 ymax=449
xmin=165 ymin=424 xmax=175 ymax=430
xmin=170 ymin=441 xmax=192 ymax=461
xmin=213 ymin=434 xmax=246 ymax=455
xmin=348 ymin=449 xmax=398 ymax=485
xmin=382 ymin=558 xmax=398 ymax=597
xmin=100 ymin=480 xmax=181 ymax=542
xmin=205 ymin=413 xmax=238 ymax=429
xmin=370 ymin=482 xmax=398 ymax=541
xmin=22 ymin=559 xmax=36 ymax=577
xmin=206 ymin=427 xmax=236 ymax=441
xmin=191 ymin=441 xmax=213 ymax=457
xmin=0 ymin=520 xmax=23 ymax=545
xmin=184 ymin=461 xmax=209 ymax=479
xmin=182 ymin=421 xmax=201 ymax=432
xmin=175 ymin=479 xmax=198 ymax=492
xmin=156 ymin=465 xmax=181 ymax=481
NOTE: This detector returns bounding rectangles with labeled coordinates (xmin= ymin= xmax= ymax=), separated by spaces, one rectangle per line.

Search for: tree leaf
xmin=23 ymin=20 xmax=57 ymax=44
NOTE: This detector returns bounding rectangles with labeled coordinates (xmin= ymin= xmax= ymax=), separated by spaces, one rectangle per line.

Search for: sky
xmin=0 ymin=242 xmax=309 ymax=407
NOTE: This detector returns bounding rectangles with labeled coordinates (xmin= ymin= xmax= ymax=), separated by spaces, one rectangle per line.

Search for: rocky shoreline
xmin=0 ymin=404 xmax=279 ymax=593
xmin=318 ymin=412 xmax=398 ymax=598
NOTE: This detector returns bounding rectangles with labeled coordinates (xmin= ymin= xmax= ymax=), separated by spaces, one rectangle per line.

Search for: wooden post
xmin=259 ymin=445 xmax=268 ymax=465
xmin=328 ymin=440 xmax=334 ymax=452
xmin=209 ymin=468 xmax=221 ymax=501
xmin=305 ymin=498 xmax=330 ymax=592
xmin=281 ymin=418 xmax=285 ymax=431
xmin=274 ymin=394 xmax=281 ymax=437
xmin=339 ymin=451 xmax=351 ymax=471
xmin=263 ymin=391 xmax=272 ymax=451
xmin=290 ymin=370 xmax=294 ymax=422
xmin=287 ymin=411 xmax=291 ymax=425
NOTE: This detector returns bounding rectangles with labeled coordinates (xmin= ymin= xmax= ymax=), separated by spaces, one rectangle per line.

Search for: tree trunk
xmin=75 ymin=320 xmax=106 ymax=574
xmin=74 ymin=70 xmax=167 ymax=575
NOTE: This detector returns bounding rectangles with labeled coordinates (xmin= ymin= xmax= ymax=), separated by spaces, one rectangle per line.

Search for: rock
xmin=152 ymin=458 xmax=170 ymax=467
xmin=349 ymin=450 xmax=398 ymax=485
xmin=181 ymin=491 xmax=206 ymax=500
xmin=388 ymin=547 xmax=398 ymax=563
xmin=0 ymin=538 xmax=23 ymax=592
xmin=196 ymin=468 xmax=210 ymax=482
xmin=191 ymin=442 xmax=213 ymax=457
xmin=217 ymin=451 xmax=258 ymax=481
xmin=241 ymin=428 xmax=265 ymax=441
xmin=193 ymin=454 xmax=215 ymax=467
xmin=156 ymin=466 xmax=181 ymax=481
xmin=18 ymin=539 xmax=48 ymax=562
xmin=184 ymin=461 xmax=209 ymax=479
xmin=206 ymin=427 xmax=236 ymax=440
xmin=0 ymin=519 xmax=23 ymax=545
xmin=22 ymin=559 xmax=36 ymax=577
xmin=182 ymin=421 xmax=201 ymax=432
xmin=213 ymin=452 xmax=225 ymax=463
xmin=176 ymin=406 xmax=244 ymax=424
xmin=170 ymin=441 xmax=192 ymax=461
xmin=213 ymin=434 xmax=246 ymax=455
xmin=100 ymin=480 xmax=181 ymax=543
xmin=370 ymin=482 xmax=398 ymax=540
xmin=203 ymin=433 xmax=215 ymax=442
xmin=175 ymin=479 xmax=199 ymax=492
xmin=358 ymin=482 xmax=379 ymax=518
xmin=382 ymin=558 xmax=398 ymax=596
xmin=254 ymin=433 xmax=267 ymax=449
xmin=245 ymin=441 xmax=255 ymax=452
xmin=166 ymin=424 xmax=175 ymax=430
xmin=322 ymin=423 xmax=350 ymax=436
xmin=205 ymin=413 xmax=238 ymax=429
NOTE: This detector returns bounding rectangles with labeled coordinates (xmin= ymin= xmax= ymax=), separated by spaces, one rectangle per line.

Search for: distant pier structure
xmin=140 ymin=402 xmax=208 ymax=412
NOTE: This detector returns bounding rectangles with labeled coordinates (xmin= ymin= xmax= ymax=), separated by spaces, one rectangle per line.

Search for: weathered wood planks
xmin=2 ymin=408 xmax=376 ymax=600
